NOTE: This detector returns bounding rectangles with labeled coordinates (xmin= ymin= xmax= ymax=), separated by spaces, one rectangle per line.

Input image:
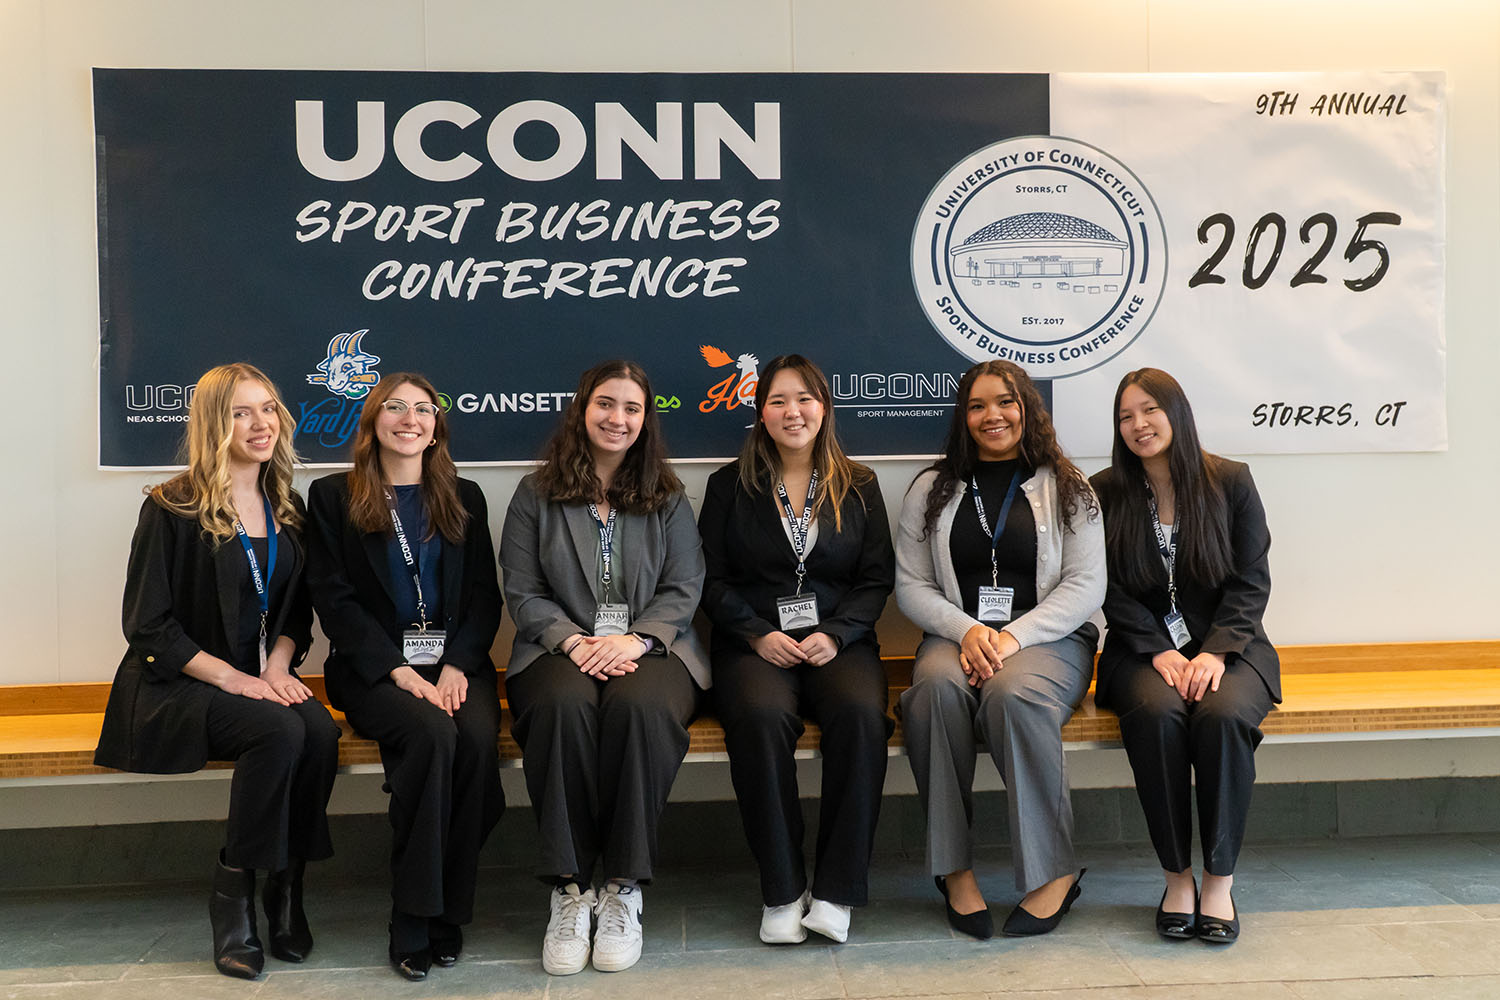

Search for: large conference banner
xmin=95 ymin=69 xmax=1445 ymax=467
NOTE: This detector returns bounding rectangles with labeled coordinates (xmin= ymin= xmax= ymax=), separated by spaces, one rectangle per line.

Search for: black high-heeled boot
xmin=263 ymin=859 xmax=313 ymax=962
xmin=210 ymin=852 xmax=264 ymax=979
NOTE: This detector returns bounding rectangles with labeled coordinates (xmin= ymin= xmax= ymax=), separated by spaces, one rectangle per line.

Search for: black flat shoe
xmin=1197 ymin=893 xmax=1239 ymax=944
xmin=429 ymin=922 xmax=462 ymax=967
xmin=935 ymin=875 xmax=993 ymax=940
xmin=1155 ymin=887 xmax=1197 ymax=940
xmin=1002 ymin=868 xmax=1086 ymax=937
xmin=388 ymin=924 xmax=431 ymax=981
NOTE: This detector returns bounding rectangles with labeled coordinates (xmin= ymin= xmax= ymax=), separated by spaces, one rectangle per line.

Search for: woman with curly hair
xmin=95 ymin=363 xmax=339 ymax=980
xmin=306 ymin=372 xmax=504 ymax=980
xmin=500 ymin=360 xmax=707 ymax=976
xmin=895 ymin=360 xmax=1104 ymax=940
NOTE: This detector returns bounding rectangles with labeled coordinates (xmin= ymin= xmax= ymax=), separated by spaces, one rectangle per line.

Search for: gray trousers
xmin=899 ymin=624 xmax=1097 ymax=893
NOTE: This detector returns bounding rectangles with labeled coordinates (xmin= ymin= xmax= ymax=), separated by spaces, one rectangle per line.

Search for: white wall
xmin=2 ymin=0 xmax=1498 ymax=687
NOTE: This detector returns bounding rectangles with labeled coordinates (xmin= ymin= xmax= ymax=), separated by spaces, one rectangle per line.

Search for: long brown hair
xmin=345 ymin=373 xmax=469 ymax=542
xmin=1099 ymin=367 xmax=1232 ymax=591
xmin=917 ymin=360 xmax=1096 ymax=539
xmin=737 ymin=354 xmax=872 ymax=530
xmin=151 ymin=363 xmax=302 ymax=542
xmin=534 ymin=360 xmax=683 ymax=512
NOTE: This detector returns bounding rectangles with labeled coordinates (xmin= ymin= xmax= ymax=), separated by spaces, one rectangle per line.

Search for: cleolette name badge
xmin=971 ymin=468 xmax=1022 ymax=626
xmin=977 ymin=586 xmax=1014 ymax=625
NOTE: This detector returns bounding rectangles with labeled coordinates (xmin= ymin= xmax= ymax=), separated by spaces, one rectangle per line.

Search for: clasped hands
xmin=1151 ymin=648 xmax=1226 ymax=702
xmin=390 ymin=663 xmax=470 ymax=715
xmin=566 ymin=633 xmax=650 ymax=679
xmin=960 ymin=623 xmax=1020 ymax=687
xmin=750 ymin=630 xmax=839 ymax=668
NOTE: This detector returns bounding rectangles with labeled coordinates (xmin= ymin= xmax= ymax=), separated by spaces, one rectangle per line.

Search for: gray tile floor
xmin=4 ymin=834 xmax=1499 ymax=999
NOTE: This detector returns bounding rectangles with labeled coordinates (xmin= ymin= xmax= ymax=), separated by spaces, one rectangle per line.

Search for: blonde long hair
xmin=150 ymin=363 xmax=303 ymax=542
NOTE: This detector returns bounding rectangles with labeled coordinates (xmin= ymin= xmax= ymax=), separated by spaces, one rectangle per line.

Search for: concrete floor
xmin=3 ymin=833 xmax=1500 ymax=999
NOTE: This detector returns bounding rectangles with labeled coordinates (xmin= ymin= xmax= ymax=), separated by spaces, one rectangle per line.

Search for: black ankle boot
xmin=263 ymin=859 xmax=313 ymax=962
xmin=210 ymin=853 xmax=264 ymax=979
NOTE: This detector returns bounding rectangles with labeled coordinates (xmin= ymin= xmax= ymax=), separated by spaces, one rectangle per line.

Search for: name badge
xmin=1164 ymin=610 xmax=1191 ymax=650
xmin=594 ymin=603 xmax=631 ymax=636
xmin=977 ymin=586 xmax=1014 ymax=624
xmin=402 ymin=629 xmax=447 ymax=666
xmin=776 ymin=593 xmax=821 ymax=632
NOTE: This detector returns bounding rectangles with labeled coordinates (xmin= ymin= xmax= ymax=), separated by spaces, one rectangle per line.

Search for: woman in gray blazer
xmin=896 ymin=360 xmax=1104 ymax=940
xmin=500 ymin=360 xmax=708 ymax=977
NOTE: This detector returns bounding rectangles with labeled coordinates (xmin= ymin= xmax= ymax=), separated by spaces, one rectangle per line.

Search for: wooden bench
xmin=3 ymin=641 xmax=1498 ymax=783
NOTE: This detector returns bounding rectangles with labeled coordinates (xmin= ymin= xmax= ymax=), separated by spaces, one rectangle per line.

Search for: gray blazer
xmin=499 ymin=472 xmax=710 ymax=687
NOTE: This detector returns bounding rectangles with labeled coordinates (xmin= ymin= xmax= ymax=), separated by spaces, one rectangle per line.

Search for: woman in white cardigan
xmin=896 ymin=360 xmax=1104 ymax=940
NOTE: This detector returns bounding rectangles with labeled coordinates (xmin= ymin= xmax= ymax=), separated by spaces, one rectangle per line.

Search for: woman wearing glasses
xmin=307 ymin=373 xmax=505 ymax=981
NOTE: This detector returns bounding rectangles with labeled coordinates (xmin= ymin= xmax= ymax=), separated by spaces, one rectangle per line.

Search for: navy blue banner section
xmin=95 ymin=69 xmax=1049 ymax=466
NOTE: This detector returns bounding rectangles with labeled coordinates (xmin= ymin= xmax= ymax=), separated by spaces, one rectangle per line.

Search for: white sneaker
xmin=542 ymin=883 xmax=596 ymax=976
xmin=591 ymin=883 xmax=644 ymax=972
xmin=759 ymin=890 xmax=810 ymax=944
xmin=801 ymin=898 xmax=851 ymax=943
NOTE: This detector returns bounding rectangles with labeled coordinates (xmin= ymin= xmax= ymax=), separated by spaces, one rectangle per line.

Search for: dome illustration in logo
xmin=912 ymin=136 xmax=1167 ymax=379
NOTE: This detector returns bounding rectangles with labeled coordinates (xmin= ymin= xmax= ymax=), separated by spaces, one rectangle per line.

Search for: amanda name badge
xmin=776 ymin=594 xmax=820 ymax=632
xmin=402 ymin=629 xmax=446 ymax=666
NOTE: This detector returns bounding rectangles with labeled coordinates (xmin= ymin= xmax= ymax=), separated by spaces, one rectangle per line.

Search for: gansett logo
xmin=697 ymin=345 xmax=760 ymax=412
xmin=306 ymin=330 xmax=382 ymax=399
xmin=911 ymin=136 xmax=1167 ymax=379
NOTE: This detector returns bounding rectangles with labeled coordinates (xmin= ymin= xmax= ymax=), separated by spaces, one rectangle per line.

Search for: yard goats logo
xmin=307 ymin=330 xmax=382 ymax=399
xmin=911 ymin=136 xmax=1167 ymax=379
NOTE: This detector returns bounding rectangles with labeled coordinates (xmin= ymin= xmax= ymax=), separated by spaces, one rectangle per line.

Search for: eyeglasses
xmin=380 ymin=400 xmax=440 ymax=418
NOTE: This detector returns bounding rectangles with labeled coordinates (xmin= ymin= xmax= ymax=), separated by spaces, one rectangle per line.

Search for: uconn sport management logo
xmin=912 ymin=136 xmax=1167 ymax=380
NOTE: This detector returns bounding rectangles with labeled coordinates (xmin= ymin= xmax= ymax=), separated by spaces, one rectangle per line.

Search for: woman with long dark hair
xmin=500 ymin=360 xmax=707 ymax=976
xmin=96 ymin=363 xmax=339 ymax=980
xmin=306 ymin=373 xmax=504 ymax=980
xmin=699 ymin=354 xmax=895 ymax=945
xmin=1090 ymin=368 xmax=1277 ymax=944
xmin=895 ymin=360 xmax=1104 ymax=940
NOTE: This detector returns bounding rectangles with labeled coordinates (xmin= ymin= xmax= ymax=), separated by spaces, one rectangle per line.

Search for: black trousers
xmin=1110 ymin=658 xmax=1274 ymax=876
xmin=507 ymin=652 xmax=698 ymax=885
xmin=713 ymin=641 xmax=892 ymax=907
xmin=205 ymin=690 xmax=340 ymax=872
xmin=341 ymin=668 xmax=504 ymax=922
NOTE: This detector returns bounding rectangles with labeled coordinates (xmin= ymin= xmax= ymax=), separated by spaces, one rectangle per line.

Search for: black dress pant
xmin=341 ymin=667 xmax=504 ymax=922
xmin=713 ymin=640 xmax=892 ymax=907
xmin=507 ymin=652 xmax=698 ymax=885
xmin=1110 ymin=658 xmax=1274 ymax=876
xmin=205 ymin=689 xmax=340 ymax=872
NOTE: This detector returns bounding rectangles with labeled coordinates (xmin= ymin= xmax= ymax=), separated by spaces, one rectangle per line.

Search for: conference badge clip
xmin=594 ymin=603 xmax=631 ymax=636
xmin=977 ymin=586 xmax=1014 ymax=625
xmin=403 ymin=623 xmax=447 ymax=666
xmin=1164 ymin=609 xmax=1191 ymax=650
xmin=776 ymin=592 xmax=820 ymax=632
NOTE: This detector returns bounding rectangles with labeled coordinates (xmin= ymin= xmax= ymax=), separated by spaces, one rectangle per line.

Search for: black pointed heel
xmin=210 ymin=853 xmax=264 ymax=980
xmin=264 ymin=859 xmax=313 ymax=962
xmin=1002 ymin=868 xmax=1086 ymax=937
xmin=935 ymin=875 xmax=994 ymax=940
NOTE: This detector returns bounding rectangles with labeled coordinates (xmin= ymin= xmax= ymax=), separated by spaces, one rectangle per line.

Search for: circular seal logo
xmin=911 ymin=135 xmax=1167 ymax=379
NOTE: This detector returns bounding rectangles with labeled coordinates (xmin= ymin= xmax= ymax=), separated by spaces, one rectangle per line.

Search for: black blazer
xmin=699 ymin=461 xmax=895 ymax=653
xmin=1091 ymin=460 xmax=1280 ymax=706
xmin=305 ymin=473 xmax=502 ymax=711
xmin=94 ymin=495 xmax=315 ymax=774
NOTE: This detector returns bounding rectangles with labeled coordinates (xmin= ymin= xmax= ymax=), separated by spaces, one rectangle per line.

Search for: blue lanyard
xmin=1147 ymin=487 xmax=1179 ymax=611
xmin=970 ymin=469 xmax=1022 ymax=589
xmin=775 ymin=470 xmax=819 ymax=594
xmin=232 ymin=492 xmax=278 ymax=636
xmin=383 ymin=489 xmax=430 ymax=629
xmin=587 ymin=503 xmax=619 ymax=597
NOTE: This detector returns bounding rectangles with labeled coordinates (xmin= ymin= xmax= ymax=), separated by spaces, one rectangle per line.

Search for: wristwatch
xmin=630 ymin=632 xmax=655 ymax=653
